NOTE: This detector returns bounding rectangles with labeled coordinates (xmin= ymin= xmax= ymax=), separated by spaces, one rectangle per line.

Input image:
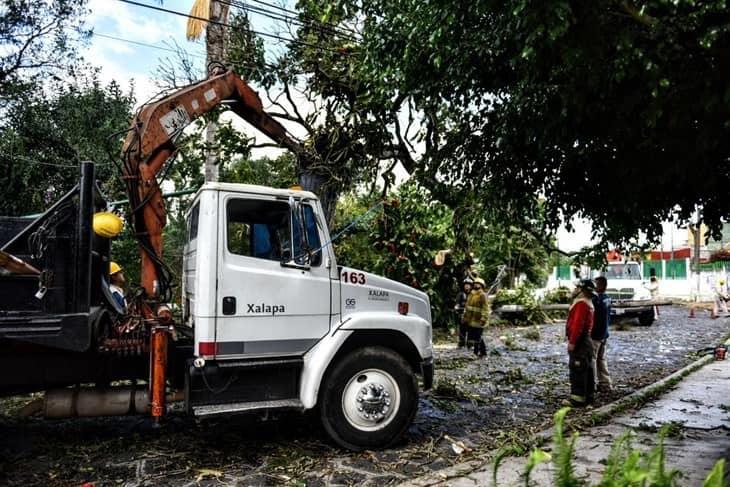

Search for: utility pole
xmin=204 ymin=0 xmax=230 ymax=182
xmin=694 ymin=210 xmax=702 ymax=301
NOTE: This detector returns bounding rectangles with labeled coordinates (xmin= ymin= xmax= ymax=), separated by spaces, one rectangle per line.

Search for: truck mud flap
xmin=185 ymin=357 xmax=304 ymax=414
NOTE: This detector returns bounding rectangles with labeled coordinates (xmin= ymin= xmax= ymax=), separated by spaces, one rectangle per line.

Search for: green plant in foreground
xmin=703 ymin=459 xmax=728 ymax=487
xmin=596 ymin=424 xmax=681 ymax=486
xmin=507 ymin=408 xmax=728 ymax=487
xmin=552 ymin=407 xmax=582 ymax=486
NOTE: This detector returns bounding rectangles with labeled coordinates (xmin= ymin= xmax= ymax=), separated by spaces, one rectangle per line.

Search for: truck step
xmin=192 ymin=399 xmax=303 ymax=417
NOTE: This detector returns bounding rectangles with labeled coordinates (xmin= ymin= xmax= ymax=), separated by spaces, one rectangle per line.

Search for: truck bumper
xmin=421 ymin=357 xmax=434 ymax=390
xmin=612 ymin=305 xmax=653 ymax=318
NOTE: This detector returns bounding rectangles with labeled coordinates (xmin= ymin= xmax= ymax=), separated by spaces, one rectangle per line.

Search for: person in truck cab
xmin=462 ymin=277 xmax=489 ymax=357
xmin=565 ymin=279 xmax=595 ymax=407
xmin=109 ymin=262 xmax=127 ymax=312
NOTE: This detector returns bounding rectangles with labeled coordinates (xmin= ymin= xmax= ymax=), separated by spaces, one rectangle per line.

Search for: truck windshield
xmin=604 ymin=263 xmax=641 ymax=280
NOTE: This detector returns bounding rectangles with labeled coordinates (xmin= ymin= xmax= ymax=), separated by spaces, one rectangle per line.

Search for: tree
xmin=0 ymin=71 xmax=135 ymax=215
xmin=0 ymin=0 xmax=89 ymax=105
xmin=332 ymin=0 xmax=730 ymax=248
xmin=218 ymin=7 xmax=400 ymax=224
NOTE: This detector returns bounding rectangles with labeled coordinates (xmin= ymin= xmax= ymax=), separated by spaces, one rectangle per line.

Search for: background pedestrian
xmin=591 ymin=276 xmax=612 ymax=393
xmin=565 ymin=279 xmax=595 ymax=406
xmin=454 ymin=278 xmax=473 ymax=347
xmin=462 ymin=277 xmax=489 ymax=357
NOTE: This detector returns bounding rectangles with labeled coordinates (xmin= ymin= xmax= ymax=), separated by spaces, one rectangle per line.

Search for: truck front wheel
xmin=319 ymin=346 xmax=418 ymax=450
xmin=638 ymin=311 xmax=655 ymax=326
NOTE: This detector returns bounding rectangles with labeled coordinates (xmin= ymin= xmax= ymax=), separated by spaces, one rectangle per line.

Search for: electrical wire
xmin=244 ymin=0 xmax=361 ymax=37
xmin=219 ymin=0 xmax=360 ymax=43
xmin=92 ymin=32 xmax=207 ymax=59
xmin=89 ymin=30 xmax=307 ymax=76
xmin=116 ymin=0 xmax=350 ymax=55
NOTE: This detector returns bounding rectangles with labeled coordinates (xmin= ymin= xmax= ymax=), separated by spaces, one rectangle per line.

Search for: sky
xmin=85 ymin=0 xmax=211 ymax=102
xmin=81 ymin=1 xmax=690 ymax=253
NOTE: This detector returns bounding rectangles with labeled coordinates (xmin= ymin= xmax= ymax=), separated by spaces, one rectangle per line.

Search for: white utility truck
xmin=0 ymin=70 xmax=433 ymax=451
xmin=603 ymin=261 xmax=655 ymax=325
xmin=183 ymin=182 xmax=433 ymax=449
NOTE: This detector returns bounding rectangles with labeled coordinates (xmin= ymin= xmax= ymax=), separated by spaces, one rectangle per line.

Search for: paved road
xmin=406 ymin=349 xmax=730 ymax=486
xmin=0 ymin=306 xmax=727 ymax=485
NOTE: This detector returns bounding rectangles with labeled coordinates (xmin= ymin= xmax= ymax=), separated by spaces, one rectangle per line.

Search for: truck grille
xmin=607 ymin=288 xmax=635 ymax=301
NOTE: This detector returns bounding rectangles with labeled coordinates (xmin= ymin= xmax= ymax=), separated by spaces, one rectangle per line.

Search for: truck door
xmin=214 ymin=193 xmax=331 ymax=357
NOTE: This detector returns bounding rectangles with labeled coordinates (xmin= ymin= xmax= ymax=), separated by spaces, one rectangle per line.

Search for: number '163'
xmin=342 ymin=271 xmax=366 ymax=284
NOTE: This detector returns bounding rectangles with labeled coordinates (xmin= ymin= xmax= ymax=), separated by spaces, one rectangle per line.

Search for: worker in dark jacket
xmin=591 ymin=276 xmax=613 ymax=392
xmin=454 ymin=278 xmax=473 ymax=347
xmin=565 ymin=279 xmax=595 ymax=406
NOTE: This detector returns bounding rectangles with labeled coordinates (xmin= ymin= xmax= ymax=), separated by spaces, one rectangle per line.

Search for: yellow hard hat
xmin=109 ymin=262 xmax=123 ymax=275
xmin=93 ymin=212 xmax=124 ymax=238
xmin=720 ymin=279 xmax=726 ymax=285
xmin=474 ymin=277 xmax=486 ymax=287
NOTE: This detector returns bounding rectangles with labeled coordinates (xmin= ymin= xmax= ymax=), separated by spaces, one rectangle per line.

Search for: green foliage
xmin=703 ymin=460 xmax=729 ymax=487
xmin=474 ymin=214 xmax=552 ymax=288
xmin=0 ymin=71 xmax=134 ymax=215
xmin=523 ymin=448 xmax=551 ymax=486
xmin=595 ymin=425 xmax=681 ymax=486
xmin=331 ymin=193 xmax=382 ymax=271
xmin=544 ymin=286 xmax=573 ymax=305
xmin=509 ymin=410 xmax=730 ymax=487
xmin=551 ymin=407 xmax=581 ymax=486
xmin=493 ymin=286 xmax=549 ymax=326
xmin=0 ymin=0 xmax=89 ymax=104
xmin=221 ymin=152 xmax=297 ymax=189
xmin=345 ymin=0 xmax=730 ymax=247
xmin=368 ymin=182 xmax=455 ymax=328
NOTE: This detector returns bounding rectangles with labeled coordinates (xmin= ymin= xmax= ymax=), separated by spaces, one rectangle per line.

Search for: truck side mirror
xmin=283 ymin=196 xmax=311 ymax=269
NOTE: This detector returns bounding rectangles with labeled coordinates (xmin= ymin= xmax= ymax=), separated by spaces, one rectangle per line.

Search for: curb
xmin=399 ymin=339 xmax=727 ymax=487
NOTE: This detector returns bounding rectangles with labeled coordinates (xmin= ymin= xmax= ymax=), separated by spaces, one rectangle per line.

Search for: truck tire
xmin=638 ymin=311 xmax=655 ymax=326
xmin=319 ymin=346 xmax=418 ymax=451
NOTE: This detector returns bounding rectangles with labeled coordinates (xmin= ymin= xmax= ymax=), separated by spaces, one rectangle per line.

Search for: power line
xmin=116 ymin=0 xmax=349 ymax=56
xmin=92 ymin=32 xmax=207 ymax=59
xmin=245 ymin=0 xmax=360 ymax=37
xmin=90 ymin=30 xmax=306 ymax=76
xmin=220 ymin=0 xmax=360 ymax=43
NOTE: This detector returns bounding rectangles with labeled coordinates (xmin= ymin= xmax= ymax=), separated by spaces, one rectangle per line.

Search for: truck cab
xmin=182 ymin=183 xmax=433 ymax=449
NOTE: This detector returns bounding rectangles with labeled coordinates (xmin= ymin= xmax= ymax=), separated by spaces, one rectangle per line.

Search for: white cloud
xmin=88 ymin=0 xmax=185 ymax=44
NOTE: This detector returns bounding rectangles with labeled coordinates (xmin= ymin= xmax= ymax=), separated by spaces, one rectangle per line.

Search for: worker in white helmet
xmin=713 ymin=277 xmax=728 ymax=317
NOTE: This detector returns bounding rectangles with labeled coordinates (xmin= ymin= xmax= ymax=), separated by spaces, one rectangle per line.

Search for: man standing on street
xmin=592 ymin=276 xmax=613 ymax=393
xmin=565 ymin=280 xmax=595 ymax=407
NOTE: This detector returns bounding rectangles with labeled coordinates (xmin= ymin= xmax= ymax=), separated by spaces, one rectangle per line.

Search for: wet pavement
xmin=0 ymin=306 xmax=728 ymax=486
xmin=415 ymin=344 xmax=730 ymax=486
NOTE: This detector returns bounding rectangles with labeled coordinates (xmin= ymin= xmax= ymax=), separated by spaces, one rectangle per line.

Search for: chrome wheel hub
xmin=342 ymin=369 xmax=400 ymax=431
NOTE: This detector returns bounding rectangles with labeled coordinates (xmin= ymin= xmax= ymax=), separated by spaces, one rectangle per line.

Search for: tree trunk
xmin=299 ymin=169 xmax=338 ymax=228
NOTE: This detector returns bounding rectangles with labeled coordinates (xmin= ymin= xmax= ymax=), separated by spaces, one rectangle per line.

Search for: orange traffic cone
xmin=689 ymin=305 xmax=695 ymax=318
xmin=711 ymin=306 xmax=718 ymax=319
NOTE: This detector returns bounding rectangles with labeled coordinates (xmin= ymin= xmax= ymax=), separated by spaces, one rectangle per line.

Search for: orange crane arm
xmin=121 ymin=69 xmax=304 ymax=304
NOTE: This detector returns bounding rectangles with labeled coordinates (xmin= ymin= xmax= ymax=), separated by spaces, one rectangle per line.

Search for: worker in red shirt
xmin=565 ymin=279 xmax=596 ymax=407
